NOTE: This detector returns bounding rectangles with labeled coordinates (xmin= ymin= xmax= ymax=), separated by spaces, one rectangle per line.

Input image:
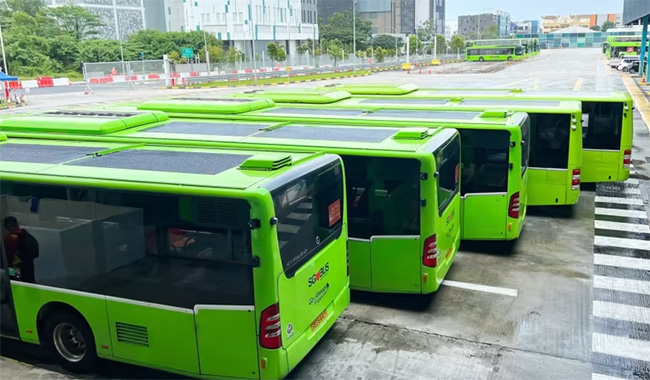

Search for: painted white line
xmin=592 ymin=333 xmax=650 ymax=363
xmin=622 ymin=187 xmax=642 ymax=195
xmin=595 ymin=208 xmax=648 ymax=219
xmin=595 ymin=254 xmax=650 ymax=271
xmin=593 ymin=300 xmax=650 ymax=325
xmin=595 ymin=220 xmax=650 ymax=233
xmin=593 ymin=373 xmax=632 ymax=380
xmin=595 ymin=196 xmax=644 ymax=206
xmin=442 ymin=280 xmax=518 ymax=297
xmin=595 ymin=236 xmax=650 ymax=251
xmin=594 ymin=275 xmax=650 ymax=296
xmin=625 ymin=178 xmax=640 ymax=185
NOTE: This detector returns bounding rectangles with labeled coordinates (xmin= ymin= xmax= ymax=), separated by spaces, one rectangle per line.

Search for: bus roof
xmin=0 ymin=112 xmax=455 ymax=153
xmin=134 ymin=96 xmax=275 ymax=114
xmin=0 ymin=137 xmax=327 ymax=191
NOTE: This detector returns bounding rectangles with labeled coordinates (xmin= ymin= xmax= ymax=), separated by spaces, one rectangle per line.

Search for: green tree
xmin=409 ymin=35 xmax=422 ymax=55
xmin=325 ymin=39 xmax=347 ymax=66
xmin=319 ymin=11 xmax=372 ymax=50
xmin=416 ymin=19 xmax=436 ymax=42
xmin=365 ymin=46 xmax=373 ymax=58
xmin=375 ymin=47 xmax=386 ymax=63
xmin=483 ymin=25 xmax=500 ymax=39
xmin=435 ymin=34 xmax=447 ymax=54
xmin=1 ymin=0 xmax=46 ymax=17
xmin=450 ymin=34 xmax=465 ymax=53
xmin=168 ymin=51 xmax=187 ymax=64
xmin=355 ymin=50 xmax=364 ymax=58
xmin=49 ymin=4 xmax=103 ymax=41
xmin=590 ymin=25 xmax=601 ymax=31
xmin=199 ymin=45 xmax=225 ymax=63
xmin=266 ymin=42 xmax=286 ymax=63
xmin=372 ymin=34 xmax=404 ymax=51
xmin=79 ymin=39 xmax=122 ymax=62
xmin=601 ymin=21 xmax=614 ymax=32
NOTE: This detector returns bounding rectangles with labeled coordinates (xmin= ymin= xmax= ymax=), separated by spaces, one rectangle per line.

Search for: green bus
xmin=465 ymin=45 xmax=526 ymax=61
xmin=317 ymin=84 xmax=633 ymax=183
xmin=127 ymin=97 xmax=529 ymax=241
xmin=0 ymin=111 xmax=462 ymax=294
xmin=605 ymin=35 xmax=646 ymax=58
xmin=0 ymin=132 xmax=350 ymax=379
xmin=232 ymin=89 xmax=582 ymax=206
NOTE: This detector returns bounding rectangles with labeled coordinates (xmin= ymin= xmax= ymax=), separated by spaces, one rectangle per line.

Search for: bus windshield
xmin=271 ymin=160 xmax=344 ymax=277
xmin=582 ymin=101 xmax=624 ymax=151
xmin=458 ymin=129 xmax=511 ymax=195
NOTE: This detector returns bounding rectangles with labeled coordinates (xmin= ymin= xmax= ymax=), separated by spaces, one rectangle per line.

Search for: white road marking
xmin=594 ymin=276 xmax=650 ymax=296
xmin=595 ymin=196 xmax=644 ymax=206
xmin=595 ymin=208 xmax=648 ymax=219
xmin=625 ymin=178 xmax=639 ymax=185
xmin=592 ymin=374 xmax=632 ymax=380
xmin=621 ymin=187 xmax=642 ymax=195
xmin=442 ymin=280 xmax=518 ymax=297
xmin=594 ymin=236 xmax=650 ymax=251
xmin=595 ymin=254 xmax=650 ymax=271
xmin=592 ymin=333 xmax=650 ymax=363
xmin=593 ymin=300 xmax=650 ymax=325
xmin=594 ymin=220 xmax=650 ymax=233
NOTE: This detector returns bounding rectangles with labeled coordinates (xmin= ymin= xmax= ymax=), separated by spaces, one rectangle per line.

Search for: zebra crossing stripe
xmin=594 ymin=220 xmax=650 ymax=233
xmin=595 ymin=236 xmax=650 ymax=251
xmin=626 ymin=178 xmax=640 ymax=185
xmin=594 ymin=275 xmax=650 ymax=296
xmin=595 ymin=254 xmax=650 ymax=271
xmin=595 ymin=196 xmax=644 ymax=206
xmin=592 ymin=374 xmax=629 ymax=380
xmin=595 ymin=208 xmax=648 ymax=219
xmin=593 ymin=300 xmax=650 ymax=325
xmin=592 ymin=333 xmax=650 ymax=363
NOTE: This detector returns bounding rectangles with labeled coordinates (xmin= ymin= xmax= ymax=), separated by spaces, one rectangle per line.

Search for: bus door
xmin=345 ymin=156 xmax=422 ymax=292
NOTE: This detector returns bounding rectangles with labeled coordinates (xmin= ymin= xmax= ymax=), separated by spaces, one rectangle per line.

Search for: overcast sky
xmin=447 ymin=0 xmax=624 ymax=21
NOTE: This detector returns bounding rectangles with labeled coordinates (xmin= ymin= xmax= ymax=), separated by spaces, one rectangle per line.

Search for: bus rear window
xmin=582 ymin=101 xmax=624 ymax=151
xmin=435 ymin=135 xmax=461 ymax=215
xmin=458 ymin=129 xmax=511 ymax=195
xmin=529 ymin=114 xmax=570 ymax=169
xmin=271 ymin=160 xmax=344 ymax=277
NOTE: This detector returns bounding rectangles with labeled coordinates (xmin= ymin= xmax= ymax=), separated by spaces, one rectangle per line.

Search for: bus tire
xmin=507 ymin=56 xmax=513 ymax=61
xmin=478 ymin=57 xmax=485 ymax=62
xmin=43 ymin=311 xmax=97 ymax=373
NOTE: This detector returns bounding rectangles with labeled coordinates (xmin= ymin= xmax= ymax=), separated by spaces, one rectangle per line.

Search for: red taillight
xmin=571 ymin=169 xmax=581 ymax=191
xmin=623 ymin=149 xmax=632 ymax=169
xmin=346 ymin=240 xmax=350 ymax=277
xmin=423 ymin=235 xmax=438 ymax=267
xmin=259 ymin=303 xmax=282 ymax=349
xmin=508 ymin=192 xmax=520 ymax=218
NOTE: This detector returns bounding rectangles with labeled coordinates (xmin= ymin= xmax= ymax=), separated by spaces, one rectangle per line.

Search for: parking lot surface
xmin=1 ymin=48 xmax=649 ymax=380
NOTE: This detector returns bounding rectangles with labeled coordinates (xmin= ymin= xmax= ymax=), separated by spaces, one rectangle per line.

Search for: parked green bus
xmin=466 ymin=45 xmax=526 ymax=61
xmin=127 ymin=98 xmax=529 ymax=241
xmin=233 ymin=89 xmax=582 ymax=206
xmin=605 ymin=35 xmax=646 ymax=58
xmin=317 ymin=84 xmax=633 ymax=183
xmin=0 ymin=111 xmax=462 ymax=294
xmin=0 ymin=133 xmax=350 ymax=379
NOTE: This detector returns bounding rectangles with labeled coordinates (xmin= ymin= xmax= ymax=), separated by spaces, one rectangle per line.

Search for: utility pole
xmin=250 ymin=0 xmax=257 ymax=84
xmin=202 ymin=23 xmax=211 ymax=75
xmin=0 ymin=18 xmax=7 ymax=74
xmin=353 ymin=0 xmax=356 ymax=74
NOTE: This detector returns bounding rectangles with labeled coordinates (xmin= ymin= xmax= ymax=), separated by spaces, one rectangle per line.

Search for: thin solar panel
xmin=68 ymin=150 xmax=251 ymax=175
xmin=426 ymin=90 xmax=514 ymax=95
xmin=366 ymin=109 xmax=481 ymax=120
xmin=359 ymin=98 xmax=449 ymax=105
xmin=262 ymin=107 xmax=366 ymax=117
xmin=460 ymin=99 xmax=562 ymax=107
xmin=143 ymin=121 xmax=271 ymax=136
xmin=0 ymin=144 xmax=107 ymax=164
xmin=174 ymin=97 xmax=256 ymax=102
xmin=258 ymin=125 xmax=398 ymax=143
xmin=44 ymin=111 xmax=142 ymax=118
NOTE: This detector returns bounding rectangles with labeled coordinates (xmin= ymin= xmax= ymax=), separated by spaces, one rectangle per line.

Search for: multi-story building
xmin=144 ymin=0 xmax=185 ymax=32
xmin=458 ymin=11 xmax=511 ymax=38
xmin=45 ymin=0 xmax=146 ymax=40
xmin=541 ymin=14 xmax=621 ymax=33
xmin=514 ymin=20 xmax=540 ymax=35
xmin=183 ymin=0 xmax=318 ymax=58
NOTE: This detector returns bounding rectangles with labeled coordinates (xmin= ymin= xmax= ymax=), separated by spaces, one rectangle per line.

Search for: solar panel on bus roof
xmin=0 ymin=144 xmax=107 ymax=164
xmin=359 ymin=98 xmax=449 ymax=105
xmin=143 ymin=121 xmax=271 ymax=136
xmin=68 ymin=150 xmax=251 ymax=175
xmin=425 ymin=90 xmax=514 ymax=95
xmin=44 ymin=111 xmax=143 ymax=118
xmin=460 ymin=99 xmax=561 ymax=107
xmin=174 ymin=97 xmax=256 ymax=103
xmin=257 ymin=125 xmax=398 ymax=143
xmin=367 ymin=109 xmax=481 ymax=120
xmin=262 ymin=107 xmax=366 ymax=117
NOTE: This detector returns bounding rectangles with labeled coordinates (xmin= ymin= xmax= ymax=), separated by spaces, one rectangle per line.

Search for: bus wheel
xmin=44 ymin=311 xmax=97 ymax=373
xmin=507 ymin=56 xmax=513 ymax=61
xmin=479 ymin=57 xmax=485 ymax=62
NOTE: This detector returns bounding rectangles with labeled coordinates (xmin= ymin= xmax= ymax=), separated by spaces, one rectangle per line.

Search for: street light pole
xmin=353 ymin=0 xmax=356 ymax=74
xmin=0 ymin=18 xmax=8 ymax=74
xmin=250 ymin=0 xmax=257 ymax=84
xmin=202 ymin=22 xmax=211 ymax=75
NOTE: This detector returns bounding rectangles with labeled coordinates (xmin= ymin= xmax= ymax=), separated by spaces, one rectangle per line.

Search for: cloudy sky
xmin=446 ymin=0 xmax=624 ymax=21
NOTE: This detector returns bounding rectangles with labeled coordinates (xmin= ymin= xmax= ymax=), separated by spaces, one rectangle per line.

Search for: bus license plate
xmin=310 ymin=310 xmax=328 ymax=331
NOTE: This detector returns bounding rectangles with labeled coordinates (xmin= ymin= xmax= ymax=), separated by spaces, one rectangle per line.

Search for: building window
xmin=168 ymin=7 xmax=171 ymax=15
xmin=194 ymin=1 xmax=197 ymax=6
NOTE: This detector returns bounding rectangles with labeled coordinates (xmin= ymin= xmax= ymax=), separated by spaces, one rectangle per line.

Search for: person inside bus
xmin=2 ymin=216 xmax=38 ymax=283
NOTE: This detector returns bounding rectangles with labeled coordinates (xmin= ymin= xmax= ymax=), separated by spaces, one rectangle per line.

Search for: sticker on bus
xmin=328 ymin=199 xmax=341 ymax=227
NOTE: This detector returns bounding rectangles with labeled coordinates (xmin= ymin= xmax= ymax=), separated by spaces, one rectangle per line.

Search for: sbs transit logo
xmin=308 ymin=263 xmax=329 ymax=287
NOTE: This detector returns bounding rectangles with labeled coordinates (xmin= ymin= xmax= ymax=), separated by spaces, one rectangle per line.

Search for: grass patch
xmin=187 ymin=69 xmax=372 ymax=88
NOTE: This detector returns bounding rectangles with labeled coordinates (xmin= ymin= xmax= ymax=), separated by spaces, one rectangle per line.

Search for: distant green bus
xmin=129 ymin=98 xmax=529 ymax=241
xmin=466 ymin=45 xmax=526 ymax=61
xmin=605 ymin=35 xmax=646 ymax=58
xmin=317 ymin=84 xmax=633 ymax=183
xmin=233 ymin=89 xmax=582 ymax=206
xmin=0 ymin=132 xmax=349 ymax=379
xmin=0 ymin=111 xmax=462 ymax=295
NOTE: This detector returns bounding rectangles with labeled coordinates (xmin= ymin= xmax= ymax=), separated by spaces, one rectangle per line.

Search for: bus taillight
xmin=423 ymin=235 xmax=438 ymax=267
xmin=508 ymin=192 xmax=520 ymax=218
xmin=623 ymin=149 xmax=632 ymax=169
xmin=571 ymin=169 xmax=581 ymax=191
xmin=260 ymin=303 xmax=282 ymax=349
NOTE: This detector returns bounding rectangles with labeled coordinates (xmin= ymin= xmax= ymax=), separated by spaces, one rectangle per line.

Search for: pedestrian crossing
xmin=592 ymin=177 xmax=650 ymax=379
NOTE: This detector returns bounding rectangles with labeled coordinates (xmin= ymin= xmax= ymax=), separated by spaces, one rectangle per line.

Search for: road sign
xmin=140 ymin=52 xmax=145 ymax=59
xmin=627 ymin=47 xmax=635 ymax=52
xmin=181 ymin=47 xmax=194 ymax=59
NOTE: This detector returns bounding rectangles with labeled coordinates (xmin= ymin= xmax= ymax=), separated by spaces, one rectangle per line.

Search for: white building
xmin=183 ymin=0 xmax=318 ymax=58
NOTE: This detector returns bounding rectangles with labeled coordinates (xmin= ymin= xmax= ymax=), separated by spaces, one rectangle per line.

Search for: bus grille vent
xmin=196 ymin=198 xmax=248 ymax=227
xmin=116 ymin=322 xmax=149 ymax=347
